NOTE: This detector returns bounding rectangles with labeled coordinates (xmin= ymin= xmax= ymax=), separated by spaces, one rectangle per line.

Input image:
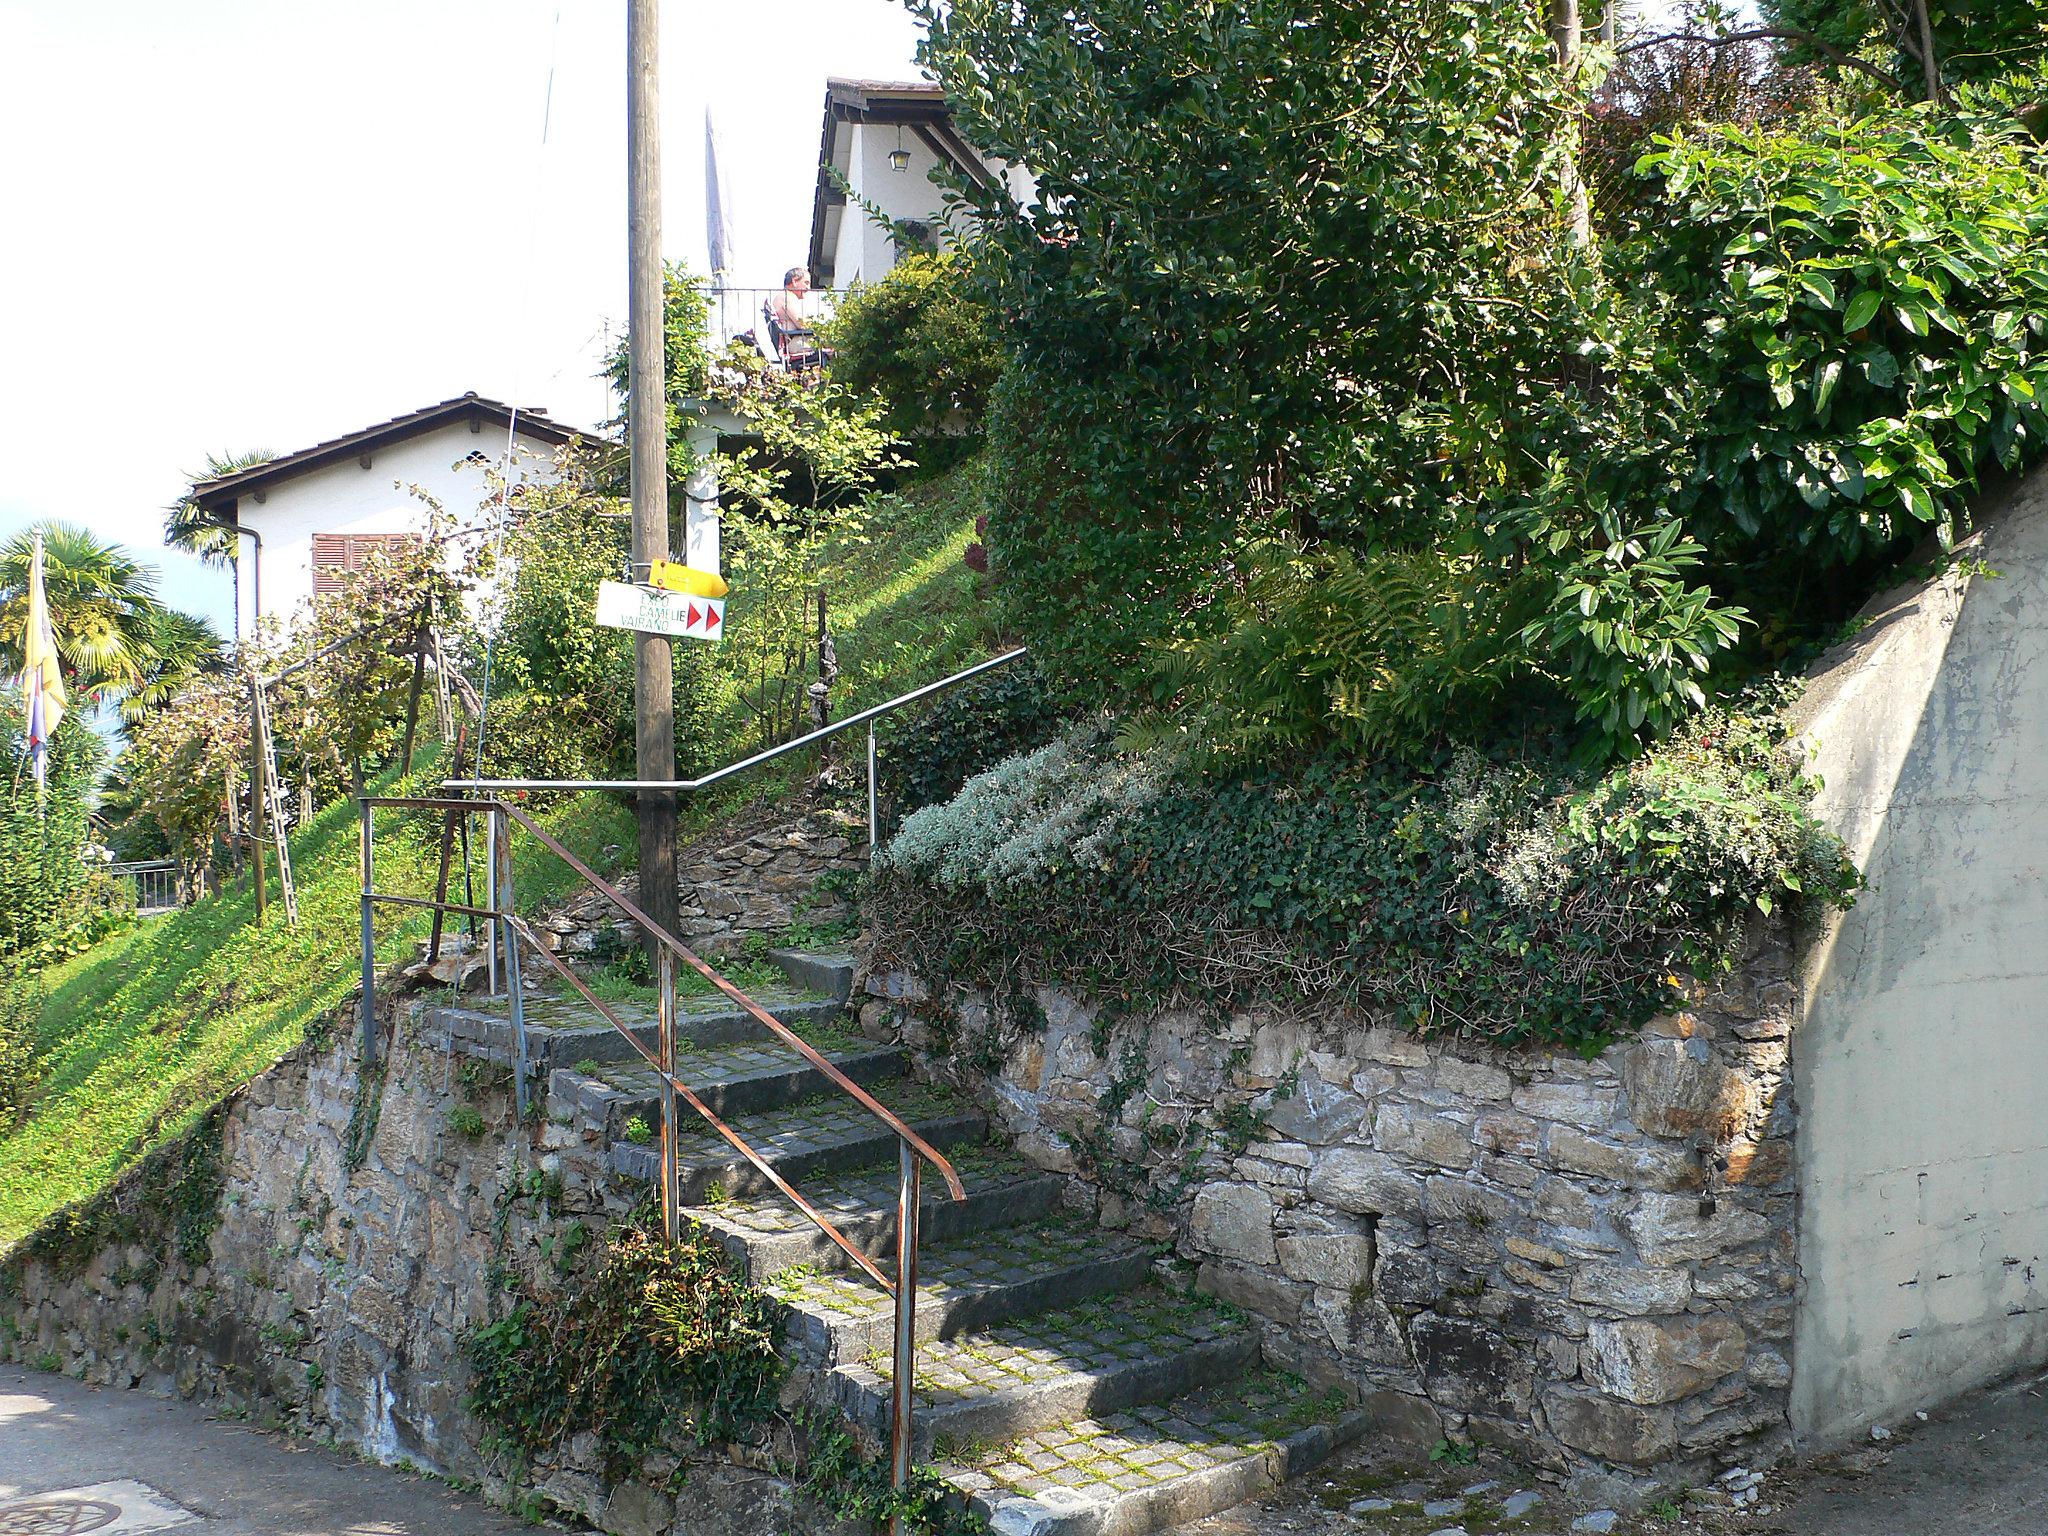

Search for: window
xmin=311 ymin=533 xmax=418 ymax=595
xmin=894 ymin=219 xmax=939 ymax=255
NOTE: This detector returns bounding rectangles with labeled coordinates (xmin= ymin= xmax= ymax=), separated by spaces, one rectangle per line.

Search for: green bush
xmin=466 ymin=1212 xmax=785 ymax=1479
xmin=1628 ymin=96 xmax=2048 ymax=608
xmin=480 ymin=494 xmax=720 ymax=784
xmin=881 ymin=652 xmax=1060 ymax=825
xmin=916 ymin=4 xmax=2048 ymax=758
xmin=0 ymin=706 xmax=117 ymax=965
xmin=823 ymin=252 xmax=1002 ymax=464
xmin=869 ymin=702 xmax=1857 ymax=1055
xmin=922 ymin=0 xmax=1750 ymax=747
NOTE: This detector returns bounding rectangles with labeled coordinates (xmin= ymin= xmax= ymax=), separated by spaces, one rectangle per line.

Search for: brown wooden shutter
xmin=311 ymin=533 xmax=420 ymax=595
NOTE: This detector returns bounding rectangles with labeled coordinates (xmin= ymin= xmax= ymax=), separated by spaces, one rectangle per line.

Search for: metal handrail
xmin=445 ymin=646 xmax=1030 ymax=849
xmin=358 ymin=778 xmax=970 ymax=1515
xmin=500 ymin=801 xmax=967 ymax=1203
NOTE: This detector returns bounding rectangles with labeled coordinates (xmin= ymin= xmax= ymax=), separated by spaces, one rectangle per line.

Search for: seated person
xmin=764 ymin=266 xmax=825 ymax=369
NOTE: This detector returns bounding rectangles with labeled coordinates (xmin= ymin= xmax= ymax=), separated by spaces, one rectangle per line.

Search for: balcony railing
xmin=697 ymin=284 xmax=838 ymax=372
xmin=103 ymin=858 xmax=184 ymax=916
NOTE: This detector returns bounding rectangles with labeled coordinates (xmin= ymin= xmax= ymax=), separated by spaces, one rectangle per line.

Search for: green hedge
xmin=1629 ymin=94 xmax=2048 ymax=605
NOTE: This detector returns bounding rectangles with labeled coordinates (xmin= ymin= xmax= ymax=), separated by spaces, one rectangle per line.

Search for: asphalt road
xmin=1755 ymin=1364 xmax=2048 ymax=1536
xmin=0 ymin=1365 xmax=533 ymax=1535
xmin=1179 ymin=1361 xmax=2048 ymax=1536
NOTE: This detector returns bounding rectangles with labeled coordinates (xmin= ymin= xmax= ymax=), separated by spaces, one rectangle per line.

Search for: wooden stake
xmin=399 ymin=599 xmax=430 ymax=775
xmin=248 ymin=675 xmax=267 ymax=925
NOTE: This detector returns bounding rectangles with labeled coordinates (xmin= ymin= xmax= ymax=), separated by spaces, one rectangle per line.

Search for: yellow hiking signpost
xmin=647 ymin=558 xmax=727 ymax=598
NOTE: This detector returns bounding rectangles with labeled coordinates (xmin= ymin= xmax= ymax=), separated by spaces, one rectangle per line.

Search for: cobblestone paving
xmin=699 ymin=1145 xmax=1035 ymax=1236
xmin=942 ymin=1374 xmax=1347 ymax=1503
xmin=596 ymin=1038 xmax=895 ymax=1100
xmin=453 ymin=983 xmax=825 ymax=1028
xmin=851 ymin=1287 xmax=1248 ymax=1404
xmin=670 ymin=1083 xmax=979 ymax=1172
xmin=769 ymin=1218 xmax=1142 ymax=1323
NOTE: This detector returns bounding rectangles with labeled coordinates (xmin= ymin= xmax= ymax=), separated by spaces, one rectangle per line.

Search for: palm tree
xmin=166 ymin=449 xmax=273 ymax=566
xmin=122 ymin=606 xmax=225 ymax=723
xmin=0 ymin=522 xmax=206 ymax=706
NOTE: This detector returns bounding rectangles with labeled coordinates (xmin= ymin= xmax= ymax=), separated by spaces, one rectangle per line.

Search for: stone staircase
xmin=431 ymin=949 xmax=1365 ymax=1536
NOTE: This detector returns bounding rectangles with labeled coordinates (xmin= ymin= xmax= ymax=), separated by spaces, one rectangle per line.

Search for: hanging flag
xmin=19 ymin=531 xmax=67 ymax=799
xmin=704 ymin=104 xmax=735 ymax=284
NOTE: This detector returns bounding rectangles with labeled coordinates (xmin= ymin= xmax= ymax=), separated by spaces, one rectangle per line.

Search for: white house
xmin=186 ymin=393 xmax=584 ymax=639
xmin=806 ymin=78 xmax=1035 ymax=290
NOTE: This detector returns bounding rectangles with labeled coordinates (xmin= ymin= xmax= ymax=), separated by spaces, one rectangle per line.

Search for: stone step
xmin=551 ymin=1039 xmax=909 ymax=1135
xmin=606 ymin=1084 xmax=987 ymax=1205
xmin=830 ymin=1287 xmax=1257 ymax=1459
xmin=690 ymin=1146 xmax=1067 ymax=1281
xmin=430 ymin=986 xmax=845 ymax=1073
xmin=771 ymin=1218 xmax=1157 ymax=1365
xmin=940 ymin=1373 xmax=1368 ymax=1536
xmin=767 ymin=948 xmax=857 ymax=1003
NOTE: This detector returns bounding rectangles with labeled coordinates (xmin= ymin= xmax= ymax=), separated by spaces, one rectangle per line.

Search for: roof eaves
xmin=189 ymin=394 xmax=588 ymax=512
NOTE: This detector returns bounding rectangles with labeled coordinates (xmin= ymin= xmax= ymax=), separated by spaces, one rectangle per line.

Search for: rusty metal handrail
xmin=498 ymin=801 xmax=967 ymax=1202
xmin=497 ymin=908 xmax=897 ymax=1290
xmin=358 ymin=790 xmax=957 ymax=1510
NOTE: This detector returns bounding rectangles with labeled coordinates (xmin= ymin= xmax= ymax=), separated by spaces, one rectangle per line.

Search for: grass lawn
xmin=0 ymin=461 xmax=993 ymax=1255
xmin=0 ymin=759 xmax=633 ymax=1255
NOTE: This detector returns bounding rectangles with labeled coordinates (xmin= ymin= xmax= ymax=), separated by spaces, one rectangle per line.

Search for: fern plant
xmin=1117 ymin=539 xmax=1538 ymax=766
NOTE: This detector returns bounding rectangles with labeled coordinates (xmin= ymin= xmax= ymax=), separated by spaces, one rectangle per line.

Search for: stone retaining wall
xmin=0 ymin=1008 xmax=853 ymax=1536
xmin=541 ymin=807 xmax=864 ymax=958
xmin=861 ymin=921 xmax=1801 ymax=1505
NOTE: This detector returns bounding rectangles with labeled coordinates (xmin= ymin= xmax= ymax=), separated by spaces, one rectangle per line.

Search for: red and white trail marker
xmin=594 ymin=580 xmax=726 ymax=641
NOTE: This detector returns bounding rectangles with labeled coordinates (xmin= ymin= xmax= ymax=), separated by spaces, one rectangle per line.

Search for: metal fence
xmin=105 ymin=859 xmax=183 ymax=915
xmin=696 ymin=284 xmax=838 ymax=362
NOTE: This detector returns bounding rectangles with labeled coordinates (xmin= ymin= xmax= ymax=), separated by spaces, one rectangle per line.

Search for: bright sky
xmin=0 ymin=0 xmax=926 ymax=637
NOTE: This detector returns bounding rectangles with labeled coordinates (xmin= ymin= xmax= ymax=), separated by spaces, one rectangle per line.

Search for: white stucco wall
xmin=1789 ymin=469 xmax=2048 ymax=1443
xmin=229 ymin=424 xmax=564 ymax=636
xmin=830 ymin=120 xmax=1037 ymax=288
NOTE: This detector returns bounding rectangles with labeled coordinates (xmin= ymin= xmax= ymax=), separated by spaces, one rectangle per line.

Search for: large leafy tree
xmin=913 ymin=0 xmax=1746 ymax=749
xmin=1758 ymin=0 xmax=2048 ymax=99
xmin=0 ymin=522 xmax=220 ymax=709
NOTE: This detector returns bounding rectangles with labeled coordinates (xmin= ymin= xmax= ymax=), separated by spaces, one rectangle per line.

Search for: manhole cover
xmin=0 ymin=1500 xmax=124 ymax=1536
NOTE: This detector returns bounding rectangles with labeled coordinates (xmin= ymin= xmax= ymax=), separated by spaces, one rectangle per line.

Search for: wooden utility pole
xmin=628 ymin=0 xmax=679 ymax=950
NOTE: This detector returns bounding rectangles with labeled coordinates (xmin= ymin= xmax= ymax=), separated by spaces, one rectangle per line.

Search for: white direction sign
xmin=594 ymin=580 xmax=725 ymax=641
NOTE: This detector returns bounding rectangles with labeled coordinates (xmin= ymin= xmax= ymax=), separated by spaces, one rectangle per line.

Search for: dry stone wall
xmin=0 ymin=1008 xmax=855 ymax=1536
xmin=541 ymin=807 xmax=864 ymax=958
xmin=861 ymin=921 xmax=1801 ymax=1505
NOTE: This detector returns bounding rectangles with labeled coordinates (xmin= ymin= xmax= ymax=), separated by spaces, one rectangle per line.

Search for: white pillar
xmin=684 ymin=436 xmax=721 ymax=576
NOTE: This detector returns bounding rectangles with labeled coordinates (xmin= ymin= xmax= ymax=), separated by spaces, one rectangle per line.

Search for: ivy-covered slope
xmin=868 ymin=697 xmax=1860 ymax=1056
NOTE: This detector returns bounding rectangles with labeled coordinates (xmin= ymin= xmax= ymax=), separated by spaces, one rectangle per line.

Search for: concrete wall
xmin=232 ymin=424 xmax=564 ymax=635
xmin=1790 ymin=470 xmax=2048 ymax=1442
xmin=829 ymin=122 xmax=1038 ymax=289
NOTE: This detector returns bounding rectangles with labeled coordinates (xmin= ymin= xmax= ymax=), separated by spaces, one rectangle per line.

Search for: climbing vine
xmin=464 ymin=1199 xmax=988 ymax=1535
xmin=466 ymin=1207 xmax=786 ymax=1482
xmin=15 ymin=1104 xmax=227 ymax=1279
